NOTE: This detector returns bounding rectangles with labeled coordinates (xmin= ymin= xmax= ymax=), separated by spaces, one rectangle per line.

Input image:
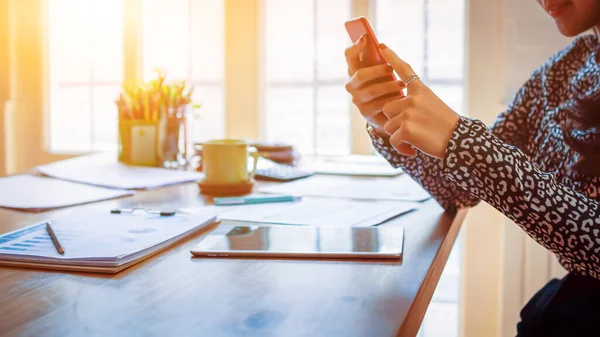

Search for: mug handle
xmin=248 ymin=146 xmax=260 ymax=179
xmin=192 ymin=144 xmax=203 ymax=171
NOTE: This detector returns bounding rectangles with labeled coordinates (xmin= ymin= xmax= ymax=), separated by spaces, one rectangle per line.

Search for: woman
xmin=345 ymin=1 xmax=600 ymax=336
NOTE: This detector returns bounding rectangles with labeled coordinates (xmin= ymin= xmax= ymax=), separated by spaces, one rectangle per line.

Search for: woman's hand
xmin=379 ymin=45 xmax=461 ymax=159
xmin=343 ymin=36 xmax=406 ymax=132
xmin=344 ymin=36 xmax=415 ymax=155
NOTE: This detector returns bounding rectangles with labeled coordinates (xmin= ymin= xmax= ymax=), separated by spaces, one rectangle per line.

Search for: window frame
xmin=36 ymin=0 xmax=374 ymax=158
xmin=7 ymin=0 xmax=73 ymax=174
xmin=260 ymin=0 xmax=374 ymax=155
xmin=12 ymin=0 xmax=464 ymax=168
xmin=0 ymin=0 xmax=10 ymax=175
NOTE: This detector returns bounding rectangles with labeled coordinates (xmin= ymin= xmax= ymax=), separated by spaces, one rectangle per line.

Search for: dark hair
xmin=562 ymin=92 xmax=600 ymax=175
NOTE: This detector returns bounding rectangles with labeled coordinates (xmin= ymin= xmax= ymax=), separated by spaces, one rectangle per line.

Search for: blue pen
xmin=214 ymin=195 xmax=301 ymax=206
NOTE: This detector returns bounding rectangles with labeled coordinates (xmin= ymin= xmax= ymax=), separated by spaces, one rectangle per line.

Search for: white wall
xmin=462 ymin=0 xmax=506 ymax=335
xmin=463 ymin=1 xmax=572 ymax=337
xmin=501 ymin=2 xmax=571 ymax=337
xmin=504 ymin=0 xmax=572 ymax=101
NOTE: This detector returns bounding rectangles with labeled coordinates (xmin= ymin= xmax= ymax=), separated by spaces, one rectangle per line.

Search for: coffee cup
xmin=198 ymin=139 xmax=259 ymax=184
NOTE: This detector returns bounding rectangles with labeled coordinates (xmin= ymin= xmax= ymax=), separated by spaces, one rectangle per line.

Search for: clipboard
xmin=0 ymin=208 xmax=219 ymax=274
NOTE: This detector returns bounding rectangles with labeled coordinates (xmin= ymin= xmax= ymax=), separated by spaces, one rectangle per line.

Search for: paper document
xmin=183 ymin=199 xmax=418 ymax=227
xmin=0 ymin=175 xmax=133 ymax=211
xmin=257 ymin=175 xmax=431 ymax=202
xmin=37 ymin=153 xmax=204 ymax=190
xmin=304 ymin=155 xmax=404 ymax=177
xmin=0 ymin=208 xmax=218 ymax=273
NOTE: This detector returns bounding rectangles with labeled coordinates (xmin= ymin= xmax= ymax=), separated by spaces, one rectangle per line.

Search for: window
xmin=374 ymin=2 xmax=465 ymax=336
xmin=375 ymin=0 xmax=465 ymax=115
xmin=262 ymin=0 xmax=465 ymax=156
xmin=48 ymin=0 xmax=224 ymax=153
xmin=263 ymin=0 xmax=352 ymax=155
xmin=48 ymin=0 xmax=124 ymax=152
xmin=142 ymin=0 xmax=225 ymax=143
xmin=47 ymin=0 xmax=465 ymax=156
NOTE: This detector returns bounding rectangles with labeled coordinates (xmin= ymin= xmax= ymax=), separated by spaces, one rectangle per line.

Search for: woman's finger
xmin=353 ymin=80 xmax=405 ymax=104
xmin=347 ymin=64 xmax=394 ymax=90
xmin=358 ymin=106 xmax=388 ymax=128
xmin=345 ymin=35 xmax=367 ymax=76
xmin=388 ymin=124 xmax=417 ymax=156
xmin=383 ymin=110 xmax=409 ymax=135
xmin=355 ymin=94 xmax=397 ymax=120
xmin=368 ymin=111 xmax=388 ymax=130
xmin=395 ymin=143 xmax=417 ymax=157
xmin=378 ymin=44 xmax=424 ymax=94
xmin=390 ymin=123 xmax=416 ymax=149
xmin=382 ymin=96 xmax=415 ymax=119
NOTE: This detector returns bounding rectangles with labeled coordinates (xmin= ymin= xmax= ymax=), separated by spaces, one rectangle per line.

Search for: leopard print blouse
xmin=371 ymin=35 xmax=600 ymax=279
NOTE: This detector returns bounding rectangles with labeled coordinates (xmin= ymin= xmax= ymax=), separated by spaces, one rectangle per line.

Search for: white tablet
xmin=191 ymin=224 xmax=404 ymax=259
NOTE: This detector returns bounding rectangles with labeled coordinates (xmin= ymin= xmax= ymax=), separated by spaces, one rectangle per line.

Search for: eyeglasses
xmin=110 ymin=208 xmax=176 ymax=217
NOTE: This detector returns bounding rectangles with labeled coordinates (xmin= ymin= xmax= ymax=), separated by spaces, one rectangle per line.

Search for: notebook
xmin=0 ymin=175 xmax=133 ymax=212
xmin=0 ymin=208 xmax=218 ymax=273
xmin=36 ymin=152 xmax=204 ymax=190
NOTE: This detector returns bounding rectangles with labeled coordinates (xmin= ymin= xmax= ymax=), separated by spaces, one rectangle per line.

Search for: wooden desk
xmin=0 ymin=179 xmax=466 ymax=337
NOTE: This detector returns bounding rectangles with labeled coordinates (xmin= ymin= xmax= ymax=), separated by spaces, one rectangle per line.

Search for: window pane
xmin=264 ymin=0 xmax=314 ymax=83
xmin=316 ymin=0 xmax=351 ymax=81
xmin=264 ymin=0 xmax=352 ymax=155
xmin=48 ymin=0 xmax=123 ymax=152
xmin=264 ymin=87 xmax=314 ymax=153
xmin=190 ymin=86 xmax=225 ymax=143
xmin=142 ymin=0 xmax=190 ymax=79
xmin=50 ymin=87 xmax=92 ymax=152
xmin=91 ymin=86 xmax=120 ymax=151
xmin=375 ymin=0 xmax=425 ymax=77
xmin=316 ymin=85 xmax=350 ymax=155
xmin=419 ymin=302 xmax=459 ymax=337
xmin=143 ymin=0 xmax=225 ymax=142
xmin=90 ymin=1 xmax=124 ymax=81
xmin=427 ymin=0 xmax=465 ymax=80
xmin=49 ymin=0 xmax=94 ymax=84
xmin=429 ymin=84 xmax=464 ymax=115
xmin=190 ymin=0 xmax=224 ymax=82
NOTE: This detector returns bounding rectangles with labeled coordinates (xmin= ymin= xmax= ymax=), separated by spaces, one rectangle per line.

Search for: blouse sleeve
xmin=369 ymin=70 xmax=543 ymax=214
xmin=371 ymin=135 xmax=480 ymax=213
xmin=443 ymin=116 xmax=600 ymax=278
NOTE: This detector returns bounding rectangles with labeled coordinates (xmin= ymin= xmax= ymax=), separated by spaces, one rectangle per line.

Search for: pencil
xmin=45 ymin=221 xmax=65 ymax=255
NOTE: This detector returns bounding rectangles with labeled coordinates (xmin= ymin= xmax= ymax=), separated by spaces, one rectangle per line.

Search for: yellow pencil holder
xmin=118 ymin=119 xmax=161 ymax=166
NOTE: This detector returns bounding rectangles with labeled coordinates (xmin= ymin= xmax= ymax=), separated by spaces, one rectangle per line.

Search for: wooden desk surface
xmin=0 ymin=179 xmax=466 ymax=337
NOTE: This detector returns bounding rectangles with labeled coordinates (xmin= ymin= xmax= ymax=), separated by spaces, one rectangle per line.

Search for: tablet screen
xmin=192 ymin=225 xmax=404 ymax=258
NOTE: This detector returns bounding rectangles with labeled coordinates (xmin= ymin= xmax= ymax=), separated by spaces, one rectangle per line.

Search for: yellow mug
xmin=200 ymin=139 xmax=259 ymax=184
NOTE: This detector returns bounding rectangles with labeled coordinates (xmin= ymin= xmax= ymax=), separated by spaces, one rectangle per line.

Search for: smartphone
xmin=345 ymin=17 xmax=396 ymax=78
xmin=191 ymin=224 xmax=404 ymax=260
xmin=345 ymin=15 xmax=402 ymax=103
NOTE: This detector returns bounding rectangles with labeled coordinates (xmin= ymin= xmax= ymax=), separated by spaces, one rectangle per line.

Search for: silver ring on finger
xmin=405 ymin=74 xmax=420 ymax=87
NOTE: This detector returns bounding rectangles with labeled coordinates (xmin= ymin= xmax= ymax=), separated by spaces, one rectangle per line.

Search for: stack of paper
xmin=0 ymin=175 xmax=133 ymax=211
xmin=304 ymin=155 xmax=404 ymax=177
xmin=257 ymin=175 xmax=431 ymax=202
xmin=0 ymin=209 xmax=218 ymax=273
xmin=182 ymin=199 xmax=418 ymax=227
xmin=37 ymin=152 xmax=204 ymax=190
